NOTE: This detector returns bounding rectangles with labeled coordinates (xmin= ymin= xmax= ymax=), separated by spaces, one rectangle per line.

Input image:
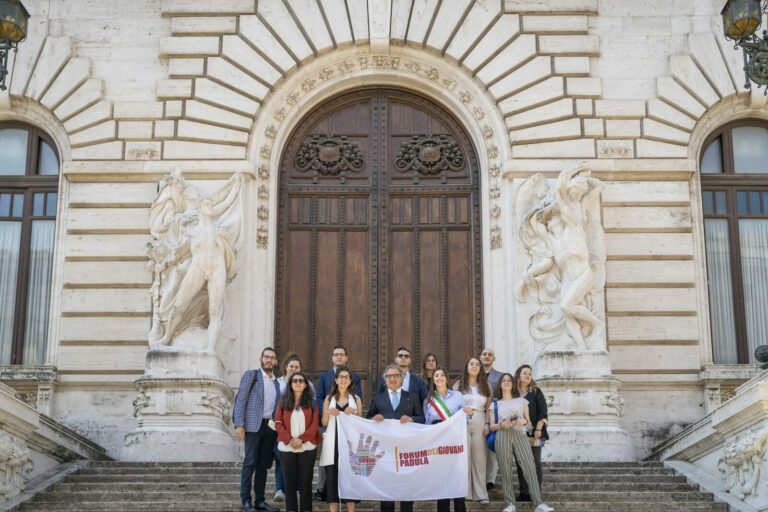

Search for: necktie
xmin=390 ymin=390 xmax=399 ymax=410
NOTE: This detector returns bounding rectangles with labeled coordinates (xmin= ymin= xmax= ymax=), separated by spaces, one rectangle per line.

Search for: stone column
xmin=510 ymin=163 xmax=633 ymax=461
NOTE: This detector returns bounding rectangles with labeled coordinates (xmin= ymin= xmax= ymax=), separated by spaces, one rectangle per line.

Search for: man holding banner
xmin=335 ymin=367 xmax=468 ymax=510
xmin=362 ymin=364 xmax=425 ymax=512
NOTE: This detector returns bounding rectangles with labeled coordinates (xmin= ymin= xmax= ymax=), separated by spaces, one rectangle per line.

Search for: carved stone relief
xmin=0 ymin=432 xmax=33 ymax=501
xmin=718 ymin=427 xmax=768 ymax=500
xmin=513 ymin=162 xmax=607 ymax=351
xmin=146 ymin=170 xmax=244 ymax=353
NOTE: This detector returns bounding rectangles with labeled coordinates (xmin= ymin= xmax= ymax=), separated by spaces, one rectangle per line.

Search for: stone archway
xmin=239 ymin=47 xmax=513 ymax=376
xmin=273 ymin=87 xmax=484 ymax=399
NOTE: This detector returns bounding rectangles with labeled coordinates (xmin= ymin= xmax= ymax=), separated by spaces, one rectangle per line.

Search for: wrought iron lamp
xmin=0 ymin=0 xmax=29 ymax=91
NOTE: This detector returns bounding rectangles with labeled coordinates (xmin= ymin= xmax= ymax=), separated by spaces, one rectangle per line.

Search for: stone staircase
xmin=18 ymin=461 xmax=726 ymax=512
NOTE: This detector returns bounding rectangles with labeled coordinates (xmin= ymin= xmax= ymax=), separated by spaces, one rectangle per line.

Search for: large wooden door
xmin=275 ymin=89 xmax=482 ymax=400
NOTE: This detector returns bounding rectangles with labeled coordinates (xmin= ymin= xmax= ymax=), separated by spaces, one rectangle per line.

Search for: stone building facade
xmin=0 ymin=0 xmax=764 ymax=461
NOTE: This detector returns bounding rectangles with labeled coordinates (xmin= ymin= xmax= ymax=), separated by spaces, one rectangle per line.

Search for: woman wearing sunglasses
xmin=274 ymin=371 xmax=322 ymax=512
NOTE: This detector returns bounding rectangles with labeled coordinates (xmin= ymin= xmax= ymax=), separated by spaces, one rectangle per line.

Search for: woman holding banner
xmin=320 ymin=366 xmax=363 ymax=512
xmin=274 ymin=372 xmax=322 ymax=512
xmin=491 ymin=373 xmax=554 ymax=512
xmin=424 ymin=368 xmax=466 ymax=512
xmin=452 ymin=357 xmax=492 ymax=504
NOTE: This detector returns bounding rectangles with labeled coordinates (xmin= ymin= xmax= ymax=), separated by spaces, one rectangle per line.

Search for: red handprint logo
xmin=347 ymin=433 xmax=385 ymax=477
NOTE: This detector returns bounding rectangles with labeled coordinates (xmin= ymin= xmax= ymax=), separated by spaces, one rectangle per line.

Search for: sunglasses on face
xmin=291 ymin=379 xmax=306 ymax=384
xmin=396 ymin=354 xmax=410 ymax=358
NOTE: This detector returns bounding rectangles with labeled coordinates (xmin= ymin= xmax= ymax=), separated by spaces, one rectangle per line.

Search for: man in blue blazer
xmin=367 ymin=364 xmax=425 ymax=512
xmin=313 ymin=345 xmax=363 ymax=501
xmin=376 ymin=346 xmax=428 ymax=405
xmin=233 ymin=347 xmax=281 ymax=512
xmin=316 ymin=345 xmax=363 ymax=413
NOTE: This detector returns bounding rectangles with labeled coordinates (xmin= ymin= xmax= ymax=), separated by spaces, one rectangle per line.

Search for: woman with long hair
xmin=491 ymin=373 xmax=554 ymax=512
xmin=320 ymin=366 xmax=363 ymax=512
xmin=421 ymin=352 xmax=438 ymax=388
xmin=513 ymin=364 xmax=549 ymax=503
xmin=424 ymin=368 xmax=466 ymax=512
xmin=452 ymin=357 xmax=492 ymax=503
xmin=274 ymin=371 xmax=322 ymax=512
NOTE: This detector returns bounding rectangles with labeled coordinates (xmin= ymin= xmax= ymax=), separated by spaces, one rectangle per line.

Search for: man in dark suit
xmin=367 ymin=364 xmax=425 ymax=512
xmin=377 ymin=347 xmax=428 ymax=405
xmin=313 ymin=345 xmax=363 ymax=501
xmin=233 ymin=347 xmax=281 ymax=512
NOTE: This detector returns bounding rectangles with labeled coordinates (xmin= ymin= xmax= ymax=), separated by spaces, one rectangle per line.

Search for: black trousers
xmin=280 ymin=449 xmax=317 ymax=512
xmin=241 ymin=420 xmax=276 ymax=505
xmin=515 ymin=445 xmax=542 ymax=496
xmin=437 ymin=498 xmax=466 ymax=512
xmin=381 ymin=501 xmax=413 ymax=512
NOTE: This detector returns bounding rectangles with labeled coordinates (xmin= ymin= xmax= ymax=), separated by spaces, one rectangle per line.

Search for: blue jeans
xmin=240 ymin=419 xmax=276 ymax=505
xmin=273 ymin=443 xmax=284 ymax=492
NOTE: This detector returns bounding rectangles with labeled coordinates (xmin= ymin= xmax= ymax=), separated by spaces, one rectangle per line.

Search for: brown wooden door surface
xmin=275 ymin=89 xmax=482 ymax=402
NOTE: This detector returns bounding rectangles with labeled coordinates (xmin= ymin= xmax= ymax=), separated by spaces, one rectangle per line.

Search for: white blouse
xmin=278 ymin=408 xmax=317 ymax=453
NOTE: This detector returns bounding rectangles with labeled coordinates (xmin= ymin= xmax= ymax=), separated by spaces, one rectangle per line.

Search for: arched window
xmin=0 ymin=123 xmax=60 ymax=365
xmin=700 ymin=120 xmax=768 ymax=364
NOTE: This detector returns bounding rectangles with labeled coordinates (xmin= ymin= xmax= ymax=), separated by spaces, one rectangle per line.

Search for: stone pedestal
xmin=122 ymin=345 xmax=239 ymax=462
xmin=536 ymin=351 xmax=633 ymax=461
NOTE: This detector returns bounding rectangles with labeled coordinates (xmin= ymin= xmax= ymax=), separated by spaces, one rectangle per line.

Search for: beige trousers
xmin=466 ymin=409 xmax=489 ymax=501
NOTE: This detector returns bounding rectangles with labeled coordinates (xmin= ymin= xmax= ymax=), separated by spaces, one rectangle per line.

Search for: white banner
xmin=336 ymin=412 xmax=468 ymax=501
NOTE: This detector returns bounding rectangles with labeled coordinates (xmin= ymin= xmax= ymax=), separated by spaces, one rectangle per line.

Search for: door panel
xmin=276 ymin=89 xmax=482 ymax=402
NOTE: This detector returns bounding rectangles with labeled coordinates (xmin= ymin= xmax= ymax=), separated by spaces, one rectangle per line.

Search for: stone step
xmin=73 ymin=467 xmax=678 ymax=476
xmin=84 ymin=461 xmax=666 ymax=469
xmin=19 ymin=501 xmax=728 ymax=512
xmin=53 ymin=482 xmax=701 ymax=493
xmin=61 ymin=473 xmax=690 ymax=484
xmin=30 ymin=490 xmax=718 ymax=503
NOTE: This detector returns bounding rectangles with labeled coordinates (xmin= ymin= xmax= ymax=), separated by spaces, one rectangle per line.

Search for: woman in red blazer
xmin=274 ymin=371 xmax=322 ymax=512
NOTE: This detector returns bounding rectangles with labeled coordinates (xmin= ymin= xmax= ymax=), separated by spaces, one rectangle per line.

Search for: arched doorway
xmin=275 ymin=89 xmax=483 ymax=399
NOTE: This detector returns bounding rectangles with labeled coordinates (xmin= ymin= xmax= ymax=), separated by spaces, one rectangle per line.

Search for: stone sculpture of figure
xmin=147 ymin=169 xmax=244 ymax=352
xmin=514 ymin=162 xmax=605 ymax=351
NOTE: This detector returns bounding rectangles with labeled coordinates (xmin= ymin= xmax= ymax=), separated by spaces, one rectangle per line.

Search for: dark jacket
xmin=377 ymin=372 xmax=428 ymax=406
xmin=366 ymin=388 xmax=425 ymax=424
xmin=316 ymin=368 xmax=363 ymax=415
xmin=522 ymin=387 xmax=549 ymax=440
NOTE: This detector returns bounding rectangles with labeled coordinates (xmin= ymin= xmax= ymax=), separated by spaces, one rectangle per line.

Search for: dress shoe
xmin=312 ymin=489 xmax=326 ymax=502
xmin=255 ymin=502 xmax=278 ymax=512
xmin=240 ymin=501 xmax=256 ymax=512
xmin=516 ymin=494 xmax=531 ymax=502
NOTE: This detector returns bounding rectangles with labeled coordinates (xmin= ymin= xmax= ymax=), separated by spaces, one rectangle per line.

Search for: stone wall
xmin=0 ymin=0 xmax=763 ymax=459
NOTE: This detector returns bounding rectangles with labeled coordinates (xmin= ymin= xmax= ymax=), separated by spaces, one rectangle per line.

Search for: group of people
xmin=232 ymin=345 xmax=553 ymax=512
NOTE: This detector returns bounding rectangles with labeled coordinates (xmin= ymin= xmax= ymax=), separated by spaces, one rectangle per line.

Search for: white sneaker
xmin=534 ymin=504 xmax=554 ymax=512
xmin=502 ymin=504 xmax=516 ymax=512
xmin=273 ymin=490 xmax=285 ymax=502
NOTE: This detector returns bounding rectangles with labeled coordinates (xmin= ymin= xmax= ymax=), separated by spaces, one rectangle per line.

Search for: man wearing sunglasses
xmin=376 ymin=347 xmax=428 ymax=405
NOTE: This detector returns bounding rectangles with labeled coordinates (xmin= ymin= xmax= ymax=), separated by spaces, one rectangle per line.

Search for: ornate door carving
xmin=276 ymin=89 xmax=482 ymax=401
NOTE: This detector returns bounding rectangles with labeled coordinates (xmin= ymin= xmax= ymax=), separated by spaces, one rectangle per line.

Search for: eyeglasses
xmin=332 ymin=352 xmax=346 ymax=357
xmin=291 ymin=379 xmax=306 ymax=384
xmin=481 ymin=351 xmax=494 ymax=356
xmin=384 ymin=374 xmax=402 ymax=379
xmin=336 ymin=375 xmax=351 ymax=380
xmin=396 ymin=354 xmax=410 ymax=359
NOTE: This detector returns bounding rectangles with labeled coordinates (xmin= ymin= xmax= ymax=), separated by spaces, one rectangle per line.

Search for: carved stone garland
xmin=394 ymin=134 xmax=464 ymax=182
xmin=294 ymin=134 xmax=364 ymax=184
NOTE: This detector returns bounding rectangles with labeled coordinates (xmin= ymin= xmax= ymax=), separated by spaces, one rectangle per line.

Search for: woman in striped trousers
xmin=490 ymin=373 xmax=554 ymax=512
